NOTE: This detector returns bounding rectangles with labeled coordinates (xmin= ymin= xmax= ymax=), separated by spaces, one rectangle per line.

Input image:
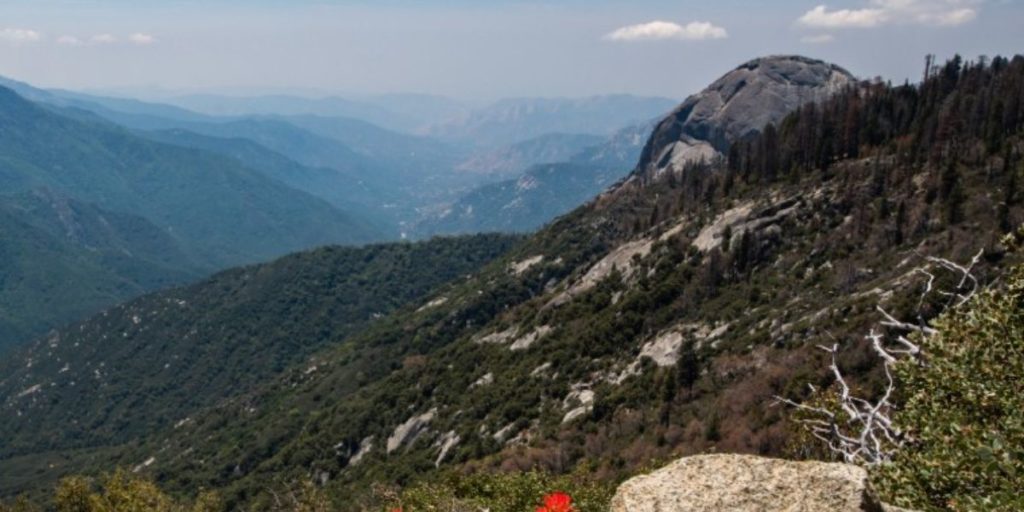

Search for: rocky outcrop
xmin=610 ymin=454 xmax=912 ymax=512
xmin=386 ymin=408 xmax=437 ymax=453
xmin=637 ymin=55 xmax=855 ymax=175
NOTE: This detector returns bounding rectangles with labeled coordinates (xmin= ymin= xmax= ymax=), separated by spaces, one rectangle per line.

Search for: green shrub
xmin=46 ymin=470 xmax=223 ymax=512
xmin=874 ymin=264 xmax=1024 ymax=511
xmin=0 ymin=496 xmax=40 ymax=512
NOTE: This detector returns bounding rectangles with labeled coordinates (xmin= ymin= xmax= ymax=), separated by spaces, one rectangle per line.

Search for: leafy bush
xmin=0 ymin=471 xmax=341 ymax=512
xmin=0 ymin=496 xmax=39 ymax=512
xmin=48 ymin=470 xmax=221 ymax=512
xmin=874 ymin=263 xmax=1024 ymax=511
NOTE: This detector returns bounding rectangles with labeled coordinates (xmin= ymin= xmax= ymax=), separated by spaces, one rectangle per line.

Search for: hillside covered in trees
xmin=0 ymin=233 xmax=520 ymax=490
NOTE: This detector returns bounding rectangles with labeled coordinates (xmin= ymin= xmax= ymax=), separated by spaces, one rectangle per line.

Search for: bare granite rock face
xmin=637 ymin=55 xmax=855 ymax=175
xmin=386 ymin=408 xmax=436 ymax=453
xmin=610 ymin=454 xmax=904 ymax=512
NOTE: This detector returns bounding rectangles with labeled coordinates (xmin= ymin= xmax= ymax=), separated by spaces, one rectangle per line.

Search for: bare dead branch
xmin=777 ymin=250 xmax=983 ymax=466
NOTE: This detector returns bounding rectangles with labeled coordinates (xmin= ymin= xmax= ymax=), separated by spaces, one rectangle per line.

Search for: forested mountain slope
xmin=0 ymin=86 xmax=380 ymax=267
xmin=67 ymin=101 xmax=487 ymax=233
xmin=2 ymin=54 xmax=1022 ymax=511
xmin=140 ymin=128 xmax=395 ymax=232
xmin=0 ymin=77 xmax=447 ymax=232
xmin=0 ymin=233 xmax=520 ymax=491
xmin=453 ymin=133 xmax=606 ymax=179
xmin=0 ymin=190 xmax=199 ymax=351
xmin=75 ymin=110 xmax=411 ymax=223
xmin=413 ymin=123 xmax=655 ymax=237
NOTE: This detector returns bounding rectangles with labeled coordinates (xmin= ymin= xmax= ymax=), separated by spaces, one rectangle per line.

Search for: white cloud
xmin=91 ymin=34 xmax=117 ymax=44
xmin=798 ymin=0 xmax=980 ymax=28
xmin=799 ymin=5 xmax=888 ymax=27
xmin=801 ymin=33 xmax=837 ymax=44
xmin=0 ymin=28 xmax=42 ymax=44
xmin=56 ymin=35 xmax=83 ymax=46
xmin=606 ymin=20 xmax=728 ymax=42
xmin=919 ymin=7 xmax=977 ymax=25
xmin=128 ymin=33 xmax=156 ymax=45
xmin=58 ymin=33 xmax=156 ymax=47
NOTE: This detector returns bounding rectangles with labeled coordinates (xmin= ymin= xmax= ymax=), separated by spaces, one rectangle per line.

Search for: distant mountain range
xmin=454 ymin=132 xmax=606 ymax=179
xmin=427 ymin=95 xmax=678 ymax=148
xmin=415 ymin=122 xmax=658 ymax=235
xmin=0 ymin=83 xmax=382 ymax=349
xmin=6 ymin=76 xmax=673 ymax=234
xmin=155 ymin=92 xmax=471 ymax=134
xmin=154 ymin=92 xmax=678 ymax=149
xmin=0 ymin=86 xmax=380 ymax=265
xmin=0 ymin=75 xmax=675 ymax=350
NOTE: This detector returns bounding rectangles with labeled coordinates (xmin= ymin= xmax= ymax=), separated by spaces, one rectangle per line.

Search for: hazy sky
xmin=0 ymin=0 xmax=1021 ymax=101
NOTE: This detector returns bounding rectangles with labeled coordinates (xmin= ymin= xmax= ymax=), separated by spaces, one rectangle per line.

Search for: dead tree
xmin=775 ymin=250 xmax=983 ymax=466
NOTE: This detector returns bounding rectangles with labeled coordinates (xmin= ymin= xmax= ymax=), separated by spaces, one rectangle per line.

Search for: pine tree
xmin=677 ymin=342 xmax=700 ymax=390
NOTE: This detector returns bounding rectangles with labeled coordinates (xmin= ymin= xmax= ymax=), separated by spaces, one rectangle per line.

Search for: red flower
xmin=536 ymin=492 xmax=574 ymax=512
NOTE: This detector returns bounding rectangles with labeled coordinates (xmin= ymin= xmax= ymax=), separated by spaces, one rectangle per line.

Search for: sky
xmin=0 ymin=0 xmax=1021 ymax=101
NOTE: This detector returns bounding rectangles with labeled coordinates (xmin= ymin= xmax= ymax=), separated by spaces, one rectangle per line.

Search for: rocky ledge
xmin=610 ymin=454 xmax=916 ymax=512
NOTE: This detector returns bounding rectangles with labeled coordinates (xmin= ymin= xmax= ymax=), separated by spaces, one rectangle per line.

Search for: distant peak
xmin=733 ymin=54 xmax=855 ymax=80
xmin=634 ymin=55 xmax=856 ymax=177
xmin=741 ymin=54 xmax=831 ymax=67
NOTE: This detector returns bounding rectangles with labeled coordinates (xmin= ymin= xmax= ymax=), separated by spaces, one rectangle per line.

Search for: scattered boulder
xmin=610 ymin=454 xmax=912 ymax=512
xmin=386 ymin=408 xmax=436 ymax=453
xmin=509 ymin=325 xmax=552 ymax=351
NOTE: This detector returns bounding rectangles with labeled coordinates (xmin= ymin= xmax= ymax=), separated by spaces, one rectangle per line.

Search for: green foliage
xmin=376 ymin=471 xmax=613 ymax=512
xmin=874 ymin=263 xmax=1024 ymax=511
xmin=0 ymin=234 xmax=520 ymax=467
xmin=49 ymin=470 xmax=223 ymax=512
xmin=0 ymin=496 xmax=40 ymax=512
xmin=0 ymin=470 xmax=332 ymax=512
xmin=0 ymin=190 xmax=200 ymax=350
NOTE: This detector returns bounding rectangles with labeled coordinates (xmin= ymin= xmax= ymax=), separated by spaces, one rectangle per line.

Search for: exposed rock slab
xmin=509 ymin=325 xmax=552 ymax=351
xmin=509 ymin=255 xmax=544 ymax=275
xmin=433 ymin=430 xmax=460 ymax=467
xmin=611 ymin=454 xmax=892 ymax=512
xmin=474 ymin=326 xmax=519 ymax=345
xmin=547 ymin=219 xmax=687 ymax=308
xmin=347 ymin=436 xmax=374 ymax=466
xmin=386 ymin=408 xmax=436 ymax=453
xmin=561 ymin=385 xmax=595 ymax=424
xmin=693 ymin=202 xmax=755 ymax=251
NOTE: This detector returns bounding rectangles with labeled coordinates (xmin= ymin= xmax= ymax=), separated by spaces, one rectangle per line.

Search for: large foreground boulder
xmin=611 ymin=454 xmax=905 ymax=512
